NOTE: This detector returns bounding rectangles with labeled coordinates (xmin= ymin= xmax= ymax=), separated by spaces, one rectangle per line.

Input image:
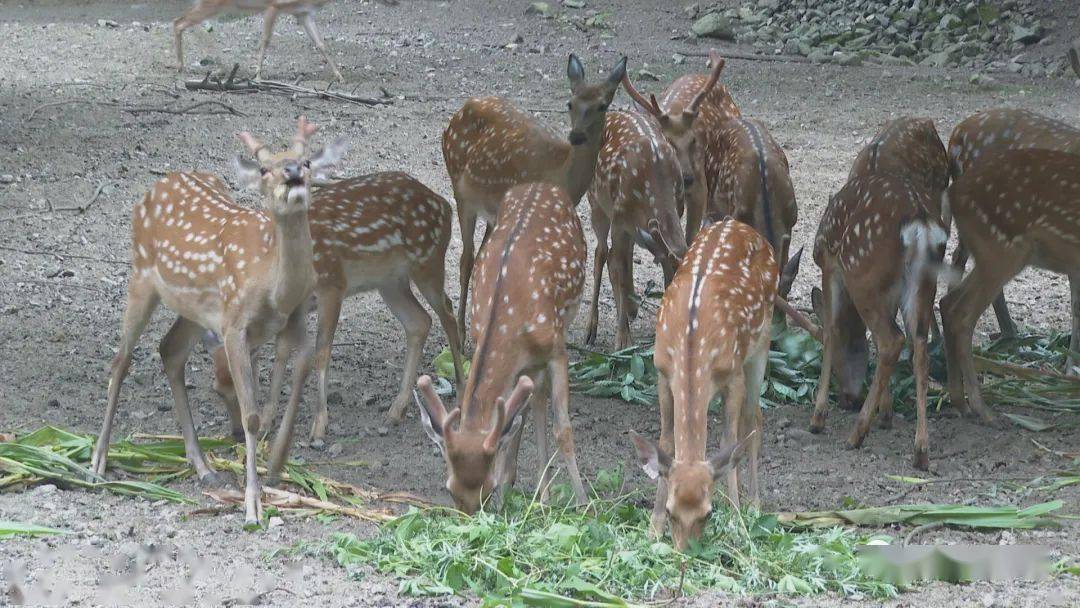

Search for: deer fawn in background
xmin=622 ymin=50 xmax=740 ymax=243
xmin=584 ymin=110 xmax=689 ymax=350
xmin=173 ymin=0 xmax=344 ymax=81
xmin=809 ymin=118 xmax=950 ymax=469
xmin=810 ymin=117 xmax=949 ymax=418
xmin=941 ymin=149 xmax=1080 ymax=423
xmin=442 ymin=54 xmax=626 ymax=343
xmin=415 ymin=182 xmax=589 ymax=514
xmin=947 ymin=109 xmax=1080 ymax=375
xmin=208 ymin=172 xmax=465 ymax=450
xmin=630 ymin=218 xmax=774 ymax=550
xmin=91 ymin=117 xmax=348 ymax=527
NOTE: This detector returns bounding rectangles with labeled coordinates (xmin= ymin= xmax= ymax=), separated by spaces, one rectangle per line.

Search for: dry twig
xmin=185 ymin=65 xmax=392 ymax=107
xmin=27 ymin=99 xmax=245 ymax=121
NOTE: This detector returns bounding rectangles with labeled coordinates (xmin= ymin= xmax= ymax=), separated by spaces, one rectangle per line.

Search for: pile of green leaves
xmin=569 ymin=344 xmax=658 ymax=406
xmin=331 ymin=480 xmax=899 ymax=606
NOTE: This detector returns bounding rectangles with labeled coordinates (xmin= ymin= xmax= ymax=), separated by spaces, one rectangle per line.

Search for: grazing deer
xmin=173 ymin=0 xmax=344 ymax=81
xmin=711 ymin=117 xmax=800 ymax=297
xmin=415 ymin=182 xmax=588 ymax=514
xmin=208 ymin=172 xmax=465 ymax=448
xmin=584 ymin=110 xmax=689 ymax=350
xmin=91 ymin=117 xmax=347 ymax=527
xmin=622 ymin=50 xmax=740 ymax=243
xmin=630 ymin=218 xmax=774 ymax=550
xmin=941 ymin=149 xmax=1080 ymax=423
xmin=443 ymin=54 xmax=627 ymax=343
xmin=947 ymin=109 xmax=1080 ymax=374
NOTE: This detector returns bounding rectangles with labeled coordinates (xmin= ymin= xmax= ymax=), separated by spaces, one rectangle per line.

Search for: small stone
xmin=268 ymin=516 xmax=285 ymax=528
xmin=309 ymin=438 xmax=326 ymax=450
xmin=1009 ymin=24 xmax=1041 ymax=45
xmin=672 ymin=53 xmax=686 ymax=65
xmin=783 ymin=38 xmax=802 ymax=56
xmin=691 ymin=13 xmax=734 ymax=40
xmin=47 ymin=399 xmax=60 ymax=408
xmin=683 ymin=3 xmax=700 ymax=20
xmin=836 ymin=52 xmax=863 ymax=67
xmin=34 ymin=483 xmax=58 ymax=495
xmin=969 ymin=72 xmax=1000 ymax=88
xmin=786 ymin=428 xmax=818 ymax=444
xmin=562 ymin=0 xmax=585 ymax=8
xmin=0 ymin=174 xmax=14 ymax=184
xmin=97 ymin=19 xmax=118 ymax=28
xmin=377 ymin=426 xmax=389 ymax=437
xmin=775 ymin=417 xmax=791 ymax=430
xmin=637 ymin=68 xmax=661 ymax=81
xmin=892 ymin=42 xmax=917 ymax=57
xmin=938 ymin=14 xmax=963 ymax=30
xmin=524 ymin=2 xmax=554 ymax=18
xmin=328 ymin=442 xmax=344 ymax=457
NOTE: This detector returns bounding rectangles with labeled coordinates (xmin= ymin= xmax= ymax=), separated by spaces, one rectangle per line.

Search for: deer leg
xmin=585 ymin=208 xmax=611 ymax=346
xmin=381 ymin=277 xmax=433 ymax=422
xmin=262 ymin=310 xmax=305 ymax=431
xmin=160 ymin=317 xmax=228 ymax=486
xmin=496 ymin=394 xmax=530 ymax=493
xmin=990 ymin=294 xmax=1017 ymax=339
xmin=809 ymin=273 xmax=836 ymax=433
xmin=222 ymin=328 xmax=263 ymax=528
xmin=210 ymin=343 xmax=244 ymax=443
xmin=848 ymin=308 xmax=903 ymax=450
xmin=296 ymin=12 xmax=344 ymax=82
xmin=172 ymin=2 xmax=224 ymax=72
xmin=1067 ymin=276 xmax=1079 ymax=376
xmin=267 ymin=324 xmax=315 ymax=486
xmin=650 ymin=372 xmax=675 ymax=539
xmin=912 ymin=329 xmax=931 ymax=470
xmin=608 ymin=231 xmax=634 ymax=350
xmin=415 ymin=268 xmax=466 ymax=393
xmin=310 ymin=290 xmax=343 ymax=446
xmin=92 ymin=282 xmax=159 ymax=477
xmin=254 ymin=6 xmax=281 ymax=80
xmin=550 ymin=351 xmax=588 ymax=506
xmin=533 ymin=372 xmax=553 ymax=503
xmin=457 ymin=206 xmax=478 ymax=347
xmin=741 ymin=340 xmax=768 ymax=509
xmin=723 ymin=370 xmax=746 ymax=509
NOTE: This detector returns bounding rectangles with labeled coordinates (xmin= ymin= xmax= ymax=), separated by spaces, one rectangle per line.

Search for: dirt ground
xmin=0 ymin=1 xmax=1077 ymax=606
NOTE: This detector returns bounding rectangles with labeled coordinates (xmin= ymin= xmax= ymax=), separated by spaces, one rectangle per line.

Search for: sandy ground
xmin=0 ymin=1 xmax=1077 ymax=605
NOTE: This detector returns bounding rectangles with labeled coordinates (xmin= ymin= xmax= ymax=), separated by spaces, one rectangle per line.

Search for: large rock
xmin=892 ymin=42 xmax=918 ymax=57
xmin=1009 ymin=24 xmax=1042 ymax=45
xmin=692 ymin=13 xmax=735 ymax=39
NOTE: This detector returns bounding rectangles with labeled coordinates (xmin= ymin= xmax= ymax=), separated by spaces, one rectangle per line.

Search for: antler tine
xmin=293 ymin=115 xmax=319 ymax=154
xmin=482 ymin=397 xmax=507 ymax=453
xmin=238 ymin=132 xmax=271 ymax=162
xmin=504 ymin=375 xmax=534 ymax=421
xmin=621 ymin=71 xmax=662 ymax=118
xmin=417 ymin=375 xmax=452 ymax=433
xmin=688 ymin=51 xmax=726 ymax=114
xmin=648 ymin=218 xmax=680 ymax=264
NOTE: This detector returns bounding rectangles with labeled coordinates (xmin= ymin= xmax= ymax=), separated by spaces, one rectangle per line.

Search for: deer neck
xmin=555 ymin=122 xmax=606 ymax=204
xmin=267 ymin=209 xmax=315 ymax=311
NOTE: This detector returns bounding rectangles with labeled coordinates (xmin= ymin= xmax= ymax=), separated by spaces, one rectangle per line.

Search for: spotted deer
xmin=443 ymin=54 xmax=627 ymax=342
xmin=630 ymin=218 xmax=773 ymax=550
xmin=584 ymin=110 xmax=689 ymax=350
xmin=173 ymin=0 xmax=343 ymax=80
xmin=415 ymin=182 xmax=588 ymax=514
xmin=622 ymin=50 xmax=740 ymax=243
xmin=941 ymin=149 xmax=1080 ymax=423
xmin=208 ymin=172 xmax=465 ymax=450
xmin=810 ymin=117 xmax=950 ymax=417
xmin=91 ymin=117 xmax=348 ymax=527
xmin=711 ymin=117 xmax=800 ymax=298
xmin=947 ymin=109 xmax=1080 ymax=374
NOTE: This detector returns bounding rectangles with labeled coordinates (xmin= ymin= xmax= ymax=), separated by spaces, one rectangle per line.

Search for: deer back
xmin=948 ymin=109 xmax=1080 ymax=179
xmin=848 ymin=117 xmax=949 ymax=203
xmin=658 ymin=72 xmax=741 ymax=127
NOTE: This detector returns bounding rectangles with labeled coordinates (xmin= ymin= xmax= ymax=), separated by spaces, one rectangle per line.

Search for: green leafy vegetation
xmin=0 ymin=521 xmax=72 ymax=540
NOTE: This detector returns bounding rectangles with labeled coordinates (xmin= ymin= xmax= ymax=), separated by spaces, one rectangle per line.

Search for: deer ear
xmin=233 ymin=156 xmax=263 ymax=190
xmin=415 ymin=390 xmax=446 ymax=449
xmin=709 ymin=432 xmax=754 ymax=480
xmin=810 ymin=286 xmax=824 ymax=322
xmin=567 ymin=53 xmax=586 ymax=89
xmin=630 ymin=432 xmax=670 ymax=480
xmin=778 ymin=245 xmax=803 ymax=298
xmin=606 ymin=56 xmax=628 ymax=86
xmin=309 ymin=138 xmax=350 ymax=175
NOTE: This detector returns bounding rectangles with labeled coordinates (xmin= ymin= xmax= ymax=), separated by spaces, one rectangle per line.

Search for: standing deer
xmin=209 ymin=172 xmax=465 ymax=449
xmin=630 ymin=218 xmax=774 ymax=550
xmin=711 ymin=117 xmax=800 ymax=297
xmin=173 ymin=0 xmax=344 ymax=81
xmin=947 ymin=109 xmax=1080 ymax=374
xmin=621 ymin=50 xmax=740 ymax=243
xmin=442 ymin=54 xmax=627 ymax=343
xmin=584 ymin=110 xmax=689 ymax=350
xmin=941 ymin=149 xmax=1080 ymax=423
xmin=91 ymin=117 xmax=347 ymax=527
xmin=415 ymin=182 xmax=588 ymax=514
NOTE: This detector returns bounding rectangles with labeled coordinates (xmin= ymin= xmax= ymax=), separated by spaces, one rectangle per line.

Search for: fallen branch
xmin=52 ymin=182 xmax=110 ymax=214
xmin=674 ymin=47 xmax=810 ymax=64
xmin=0 ymin=245 xmax=130 ymax=266
xmin=185 ymin=66 xmax=392 ymax=107
xmin=885 ymin=475 xmax=1034 ymax=505
xmin=974 ymin=354 xmax=1080 ymax=382
xmin=205 ymin=487 xmax=397 ymax=523
xmin=27 ymin=99 xmax=245 ymax=121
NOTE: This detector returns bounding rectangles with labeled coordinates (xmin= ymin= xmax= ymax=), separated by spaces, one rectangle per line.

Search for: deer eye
xmin=599 ymin=103 xmax=608 ymax=111
xmin=303 ymin=159 xmax=312 ymax=168
xmin=566 ymin=101 xmax=572 ymax=110
xmin=259 ymin=167 xmax=269 ymax=176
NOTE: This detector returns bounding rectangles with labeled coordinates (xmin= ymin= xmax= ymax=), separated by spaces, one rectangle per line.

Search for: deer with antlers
xmin=941 ymin=149 xmax=1080 ymax=423
xmin=808 ymin=118 xmax=950 ymax=470
xmin=443 ymin=54 xmax=627 ymax=342
xmin=946 ymin=108 xmax=1080 ymax=375
xmin=91 ymin=117 xmax=347 ymax=527
xmin=630 ymin=218 xmax=773 ymax=550
xmin=583 ymin=110 xmax=689 ymax=350
xmin=415 ymin=182 xmax=589 ymax=514
xmin=173 ymin=0 xmax=344 ymax=81
xmin=208 ymin=171 xmax=465 ymax=450
xmin=622 ymin=51 xmax=739 ymax=243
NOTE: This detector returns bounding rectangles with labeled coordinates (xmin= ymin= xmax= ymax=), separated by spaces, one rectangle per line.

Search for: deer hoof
xmin=913 ymin=449 xmax=929 ymax=471
xmin=808 ymin=416 xmax=826 ymax=434
xmin=309 ymin=438 xmax=326 ymax=451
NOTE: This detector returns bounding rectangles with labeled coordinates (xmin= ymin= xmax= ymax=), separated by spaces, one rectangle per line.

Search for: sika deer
xmin=711 ymin=117 xmax=800 ymax=297
xmin=208 ymin=172 xmax=465 ymax=449
xmin=810 ymin=117 xmax=949 ymax=414
xmin=622 ymin=50 xmax=740 ymax=243
xmin=584 ymin=110 xmax=689 ymax=350
xmin=415 ymin=182 xmax=588 ymax=514
xmin=91 ymin=117 xmax=347 ymax=527
xmin=941 ymin=149 xmax=1080 ymax=423
xmin=947 ymin=109 xmax=1080 ymax=374
xmin=630 ymin=218 xmax=774 ymax=550
xmin=173 ymin=0 xmax=343 ymax=81
xmin=443 ymin=55 xmax=627 ymax=342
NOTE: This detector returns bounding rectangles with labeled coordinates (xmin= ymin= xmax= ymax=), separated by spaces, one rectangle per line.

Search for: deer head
xmin=234 ymin=116 xmax=349 ymax=215
xmin=566 ymin=54 xmax=627 ymax=146
xmin=630 ymin=432 xmax=751 ymax=550
xmin=622 ymin=51 xmax=726 ymax=188
xmin=415 ymin=375 xmax=534 ymax=514
xmin=812 ymin=286 xmax=869 ymax=410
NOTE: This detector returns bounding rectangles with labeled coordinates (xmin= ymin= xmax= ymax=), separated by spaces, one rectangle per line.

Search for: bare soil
xmin=0 ymin=1 xmax=1077 ymax=606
